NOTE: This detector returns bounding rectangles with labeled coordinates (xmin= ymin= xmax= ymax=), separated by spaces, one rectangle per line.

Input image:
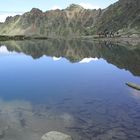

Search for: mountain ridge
xmin=0 ymin=0 xmax=139 ymax=37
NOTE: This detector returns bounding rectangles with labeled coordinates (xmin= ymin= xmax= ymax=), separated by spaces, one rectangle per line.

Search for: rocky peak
xmin=30 ymin=8 xmax=43 ymax=14
xmin=66 ymin=4 xmax=84 ymax=11
xmin=5 ymin=16 xmax=13 ymax=22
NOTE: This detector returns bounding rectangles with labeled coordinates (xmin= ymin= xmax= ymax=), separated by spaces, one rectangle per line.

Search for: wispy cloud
xmin=79 ymin=2 xmax=100 ymax=9
xmin=51 ymin=5 xmax=61 ymax=10
xmin=0 ymin=12 xmax=23 ymax=22
xmin=49 ymin=3 xmax=100 ymax=11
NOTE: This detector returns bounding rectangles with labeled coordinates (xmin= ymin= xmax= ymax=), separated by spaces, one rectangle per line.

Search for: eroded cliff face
xmin=0 ymin=0 xmax=139 ymax=36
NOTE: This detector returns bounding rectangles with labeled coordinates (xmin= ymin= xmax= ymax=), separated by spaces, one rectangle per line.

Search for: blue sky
xmin=0 ymin=0 xmax=118 ymax=22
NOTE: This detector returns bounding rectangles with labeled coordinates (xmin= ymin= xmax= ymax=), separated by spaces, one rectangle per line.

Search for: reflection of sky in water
xmin=0 ymin=44 xmax=140 ymax=140
xmin=129 ymin=89 xmax=140 ymax=99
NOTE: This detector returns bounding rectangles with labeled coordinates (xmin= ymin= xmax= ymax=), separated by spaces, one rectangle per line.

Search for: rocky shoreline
xmin=0 ymin=35 xmax=49 ymax=41
xmin=0 ymin=35 xmax=140 ymax=44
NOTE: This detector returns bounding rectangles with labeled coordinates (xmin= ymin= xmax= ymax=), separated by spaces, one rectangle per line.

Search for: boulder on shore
xmin=41 ymin=131 xmax=72 ymax=140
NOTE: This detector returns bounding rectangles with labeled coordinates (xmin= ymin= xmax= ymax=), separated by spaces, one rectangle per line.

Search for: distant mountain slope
xmin=96 ymin=0 xmax=140 ymax=34
xmin=0 ymin=0 xmax=139 ymax=36
xmin=0 ymin=4 xmax=101 ymax=36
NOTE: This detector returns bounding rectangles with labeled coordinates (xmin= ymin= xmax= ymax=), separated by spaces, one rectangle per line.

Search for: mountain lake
xmin=0 ymin=39 xmax=140 ymax=140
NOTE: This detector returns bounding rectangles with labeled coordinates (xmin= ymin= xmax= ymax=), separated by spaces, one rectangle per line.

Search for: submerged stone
xmin=41 ymin=131 xmax=72 ymax=140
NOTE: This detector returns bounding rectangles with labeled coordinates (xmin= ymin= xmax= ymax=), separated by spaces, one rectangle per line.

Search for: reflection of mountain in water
xmin=0 ymin=39 xmax=140 ymax=76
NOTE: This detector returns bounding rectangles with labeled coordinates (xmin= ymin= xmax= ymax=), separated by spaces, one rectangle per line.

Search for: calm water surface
xmin=0 ymin=39 xmax=140 ymax=140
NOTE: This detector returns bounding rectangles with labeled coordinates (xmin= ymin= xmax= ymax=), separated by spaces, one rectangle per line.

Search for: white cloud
xmin=51 ymin=5 xmax=61 ymax=10
xmin=0 ymin=12 xmax=23 ymax=22
xmin=79 ymin=57 xmax=98 ymax=63
xmin=79 ymin=2 xmax=100 ymax=9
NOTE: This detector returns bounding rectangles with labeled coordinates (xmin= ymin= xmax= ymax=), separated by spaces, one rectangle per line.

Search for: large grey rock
xmin=41 ymin=131 xmax=72 ymax=140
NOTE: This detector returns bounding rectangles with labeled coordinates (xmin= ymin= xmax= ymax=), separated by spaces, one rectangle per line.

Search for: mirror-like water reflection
xmin=0 ymin=39 xmax=140 ymax=140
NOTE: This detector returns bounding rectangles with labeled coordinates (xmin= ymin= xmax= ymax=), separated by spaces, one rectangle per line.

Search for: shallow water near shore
xmin=0 ymin=39 xmax=140 ymax=140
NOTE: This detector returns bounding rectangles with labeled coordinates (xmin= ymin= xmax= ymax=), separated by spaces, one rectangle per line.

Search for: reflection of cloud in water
xmin=0 ymin=99 xmax=74 ymax=140
xmin=79 ymin=57 xmax=98 ymax=63
xmin=60 ymin=113 xmax=74 ymax=126
xmin=0 ymin=46 xmax=10 ymax=54
xmin=0 ymin=46 xmax=16 ymax=56
xmin=52 ymin=57 xmax=62 ymax=61
xmin=129 ymin=89 xmax=140 ymax=99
